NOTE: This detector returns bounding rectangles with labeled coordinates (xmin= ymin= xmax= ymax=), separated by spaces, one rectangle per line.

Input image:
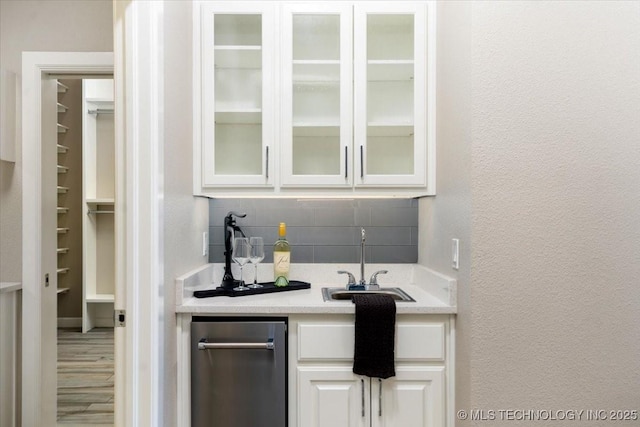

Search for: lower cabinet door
xmin=298 ymin=366 xmax=369 ymax=427
xmin=371 ymin=366 xmax=445 ymax=427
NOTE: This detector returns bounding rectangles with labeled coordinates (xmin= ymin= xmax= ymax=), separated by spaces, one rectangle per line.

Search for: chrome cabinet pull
xmin=361 ymin=379 xmax=365 ymax=417
xmin=378 ymin=379 xmax=382 ymax=416
xmin=360 ymin=145 xmax=364 ymax=178
xmin=345 ymin=146 xmax=348 ymax=178
xmin=198 ymin=338 xmax=274 ymax=350
xmin=265 ymin=146 xmax=269 ymax=179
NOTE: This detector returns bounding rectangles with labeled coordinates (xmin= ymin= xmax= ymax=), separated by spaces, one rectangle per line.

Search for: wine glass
xmin=232 ymin=237 xmax=250 ymax=291
xmin=248 ymin=237 xmax=265 ymax=289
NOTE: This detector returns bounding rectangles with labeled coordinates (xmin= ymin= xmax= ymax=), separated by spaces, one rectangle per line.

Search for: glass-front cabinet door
xmin=280 ymin=3 xmax=353 ymax=187
xmin=199 ymin=3 xmax=274 ymax=187
xmin=354 ymin=3 xmax=430 ymax=187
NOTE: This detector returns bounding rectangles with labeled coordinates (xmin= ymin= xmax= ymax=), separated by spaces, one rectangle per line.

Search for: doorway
xmin=21 ymin=52 xmax=117 ymax=427
xmin=55 ymin=76 xmax=115 ymax=426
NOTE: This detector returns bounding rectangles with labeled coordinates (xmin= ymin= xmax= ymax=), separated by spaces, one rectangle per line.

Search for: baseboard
xmin=58 ymin=317 xmax=82 ymax=328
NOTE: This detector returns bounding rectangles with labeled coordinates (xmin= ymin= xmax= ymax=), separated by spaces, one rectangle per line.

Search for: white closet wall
xmin=82 ymin=79 xmax=115 ymax=332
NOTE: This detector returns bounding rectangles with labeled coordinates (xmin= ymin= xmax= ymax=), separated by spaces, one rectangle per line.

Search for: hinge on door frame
xmin=114 ymin=309 xmax=126 ymax=327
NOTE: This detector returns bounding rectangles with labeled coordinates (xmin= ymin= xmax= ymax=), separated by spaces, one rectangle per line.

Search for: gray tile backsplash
xmin=208 ymin=198 xmax=418 ymax=263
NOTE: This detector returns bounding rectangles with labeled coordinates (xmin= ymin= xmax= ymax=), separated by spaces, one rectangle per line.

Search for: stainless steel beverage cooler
xmin=191 ymin=317 xmax=287 ymax=427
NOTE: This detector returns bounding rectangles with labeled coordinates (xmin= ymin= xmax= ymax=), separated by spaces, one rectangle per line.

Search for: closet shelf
xmin=57 ymin=81 xmax=69 ymax=93
xmin=57 ymin=288 xmax=70 ymax=295
xmin=57 ymin=103 xmax=68 ymax=113
xmin=57 ymin=267 xmax=70 ymax=274
xmin=57 ymin=165 xmax=69 ymax=174
xmin=86 ymin=198 xmax=115 ymax=205
xmin=57 ymin=227 xmax=69 ymax=234
xmin=57 ymin=207 xmax=69 ymax=214
xmin=86 ymin=294 xmax=115 ymax=303
xmin=57 ymin=123 xmax=69 ymax=134
xmin=57 ymin=186 xmax=69 ymax=194
xmin=57 ymin=144 xmax=69 ymax=154
xmin=57 ymin=248 xmax=69 ymax=254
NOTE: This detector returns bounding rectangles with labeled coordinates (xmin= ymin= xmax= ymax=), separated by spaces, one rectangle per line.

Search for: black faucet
xmin=220 ymin=211 xmax=247 ymax=289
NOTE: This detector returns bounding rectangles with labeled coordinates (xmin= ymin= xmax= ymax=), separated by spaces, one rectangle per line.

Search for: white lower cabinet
xmin=290 ymin=314 xmax=453 ymax=427
xmin=372 ymin=366 xmax=444 ymax=427
xmin=298 ymin=366 xmax=368 ymax=427
xmin=298 ymin=366 xmax=444 ymax=427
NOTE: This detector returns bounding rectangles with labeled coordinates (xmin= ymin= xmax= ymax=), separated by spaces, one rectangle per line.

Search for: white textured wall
xmin=424 ymin=2 xmax=640 ymax=424
xmin=162 ymin=2 xmax=209 ymax=425
xmin=419 ymin=0 xmax=473 ymax=416
xmin=470 ymin=0 xmax=640 ymax=418
xmin=0 ymin=0 xmax=112 ymax=281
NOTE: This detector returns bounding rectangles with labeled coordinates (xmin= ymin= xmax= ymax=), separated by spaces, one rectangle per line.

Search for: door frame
xmin=22 ymin=52 xmax=115 ymax=426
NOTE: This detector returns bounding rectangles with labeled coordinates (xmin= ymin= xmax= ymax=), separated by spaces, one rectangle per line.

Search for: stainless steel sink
xmin=321 ymin=287 xmax=415 ymax=302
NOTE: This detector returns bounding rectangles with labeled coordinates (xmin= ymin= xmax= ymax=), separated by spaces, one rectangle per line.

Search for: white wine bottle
xmin=273 ymin=222 xmax=290 ymax=287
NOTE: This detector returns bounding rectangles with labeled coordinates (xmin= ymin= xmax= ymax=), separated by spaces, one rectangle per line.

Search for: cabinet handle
xmin=265 ymin=146 xmax=269 ymax=179
xmin=345 ymin=146 xmax=348 ymax=178
xmin=361 ymin=379 xmax=365 ymax=417
xmin=360 ymin=145 xmax=364 ymax=178
xmin=378 ymin=378 xmax=382 ymax=417
xmin=198 ymin=338 xmax=274 ymax=351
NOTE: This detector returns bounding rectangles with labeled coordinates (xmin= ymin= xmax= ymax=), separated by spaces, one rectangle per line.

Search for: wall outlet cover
xmin=203 ymin=232 xmax=208 ymax=257
xmin=452 ymin=238 xmax=459 ymax=270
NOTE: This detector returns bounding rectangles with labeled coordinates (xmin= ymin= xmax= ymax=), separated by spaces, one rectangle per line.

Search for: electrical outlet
xmin=451 ymin=238 xmax=459 ymax=270
xmin=203 ymin=232 xmax=209 ymax=257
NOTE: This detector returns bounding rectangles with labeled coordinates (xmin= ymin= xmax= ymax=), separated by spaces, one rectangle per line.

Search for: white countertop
xmin=176 ymin=264 xmax=456 ymax=315
xmin=0 ymin=282 xmax=22 ymax=294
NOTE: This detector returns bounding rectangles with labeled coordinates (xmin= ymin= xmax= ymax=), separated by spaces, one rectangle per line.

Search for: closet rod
xmin=87 ymin=209 xmax=115 ymax=215
xmin=87 ymin=109 xmax=114 ymax=115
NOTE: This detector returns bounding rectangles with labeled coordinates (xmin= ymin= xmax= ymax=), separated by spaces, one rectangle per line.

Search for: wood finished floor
xmin=57 ymin=327 xmax=114 ymax=426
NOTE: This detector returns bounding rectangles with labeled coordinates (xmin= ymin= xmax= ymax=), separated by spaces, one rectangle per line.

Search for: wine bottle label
xmin=273 ymin=251 xmax=290 ymax=279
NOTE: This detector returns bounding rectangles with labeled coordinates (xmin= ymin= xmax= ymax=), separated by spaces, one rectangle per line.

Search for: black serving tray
xmin=193 ymin=280 xmax=311 ymax=298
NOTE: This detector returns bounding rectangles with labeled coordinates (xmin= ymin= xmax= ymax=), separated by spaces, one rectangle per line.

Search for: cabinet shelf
xmin=57 ymin=247 xmax=69 ymax=254
xmin=57 ymin=165 xmax=69 ymax=174
xmin=57 ymin=144 xmax=69 ymax=154
xmin=57 ymin=186 xmax=69 ymax=194
xmin=293 ymin=124 xmax=341 ymax=136
xmin=57 ymin=267 xmax=69 ymax=274
xmin=293 ymin=62 xmax=340 ymax=83
xmin=57 ymin=103 xmax=68 ymax=113
xmin=367 ymin=124 xmax=414 ymax=137
xmin=57 ymin=123 xmax=69 ymax=134
xmin=367 ymin=61 xmax=414 ymax=81
xmin=57 ymin=227 xmax=69 ymax=234
xmin=57 ymin=287 xmax=70 ymax=295
xmin=214 ymin=46 xmax=261 ymax=69
xmin=293 ymin=59 xmax=340 ymax=65
xmin=214 ymin=110 xmax=262 ymax=124
xmin=214 ymin=45 xmax=261 ymax=50
xmin=57 ymin=207 xmax=69 ymax=214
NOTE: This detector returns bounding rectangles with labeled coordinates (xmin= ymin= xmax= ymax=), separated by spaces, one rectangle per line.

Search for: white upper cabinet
xmin=354 ymin=2 xmax=430 ymax=187
xmin=196 ymin=2 xmax=275 ymax=188
xmin=281 ymin=2 xmax=432 ymax=190
xmin=194 ymin=1 xmax=435 ymax=196
xmin=280 ymin=3 xmax=354 ymax=187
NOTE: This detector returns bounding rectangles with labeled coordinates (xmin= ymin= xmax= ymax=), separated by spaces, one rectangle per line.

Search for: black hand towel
xmin=352 ymin=294 xmax=396 ymax=379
